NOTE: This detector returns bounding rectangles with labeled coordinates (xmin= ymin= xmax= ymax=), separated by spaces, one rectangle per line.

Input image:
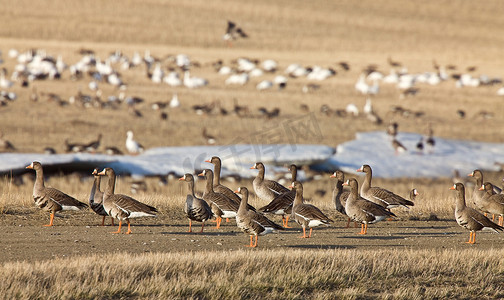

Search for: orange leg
xmin=363 ymin=223 xmax=368 ymax=234
xmin=358 ymin=223 xmax=368 ymax=235
xmin=283 ymin=215 xmax=292 ymax=228
xmin=226 ymin=218 xmax=230 ymax=223
xmin=252 ymin=235 xmax=259 ymax=248
xmin=125 ymin=220 xmax=132 ymax=234
xmin=44 ymin=212 xmax=55 ymax=227
xmin=345 ymin=217 xmax=351 ymax=228
xmin=188 ymin=220 xmax=193 ymax=233
xmin=112 ymin=221 xmax=122 ymax=233
xmin=499 ymin=216 xmax=503 ymax=226
xmin=466 ymin=231 xmax=476 ymax=244
xmin=215 ymin=217 xmax=222 ymax=229
xmin=298 ymin=227 xmax=308 ymax=238
xmin=308 ymin=228 xmax=313 ymax=238
xmin=492 ymin=214 xmax=496 ymax=221
xmin=246 ymin=235 xmax=254 ymax=247
xmin=200 ymin=222 xmax=205 ymax=233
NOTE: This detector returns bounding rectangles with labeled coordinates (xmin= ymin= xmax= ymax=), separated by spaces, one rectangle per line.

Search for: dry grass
xmin=1 ymin=248 xmax=503 ymax=299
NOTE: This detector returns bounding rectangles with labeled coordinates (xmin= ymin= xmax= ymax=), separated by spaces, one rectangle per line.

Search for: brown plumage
xmin=251 ymin=162 xmax=290 ymax=202
xmin=235 ymin=187 xmax=284 ymax=248
xmin=357 ymin=164 xmax=414 ymax=209
xmin=89 ymin=168 xmax=114 ymax=226
xmin=290 ymin=181 xmax=333 ymax=238
xmin=179 ymin=173 xmax=213 ymax=233
xmin=410 ymin=189 xmax=419 ymax=202
xmin=330 ymin=170 xmax=356 ymax=228
xmin=26 ymin=161 xmax=88 ymax=226
xmin=343 ymin=178 xmax=396 ymax=235
xmin=450 ymin=183 xmax=503 ymax=244
xmin=97 ymin=168 xmax=157 ymax=234
xmin=479 ymin=182 xmax=504 ymax=226
xmin=198 ymin=169 xmax=239 ymax=229
xmin=468 ymin=170 xmax=502 ymax=210
xmin=258 ymin=164 xmax=297 ymax=228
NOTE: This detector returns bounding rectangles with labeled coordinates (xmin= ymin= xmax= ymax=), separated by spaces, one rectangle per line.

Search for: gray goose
xmin=198 ymin=169 xmax=239 ymax=229
xmin=26 ymin=161 xmax=88 ymax=226
xmin=450 ymin=183 xmax=503 ymax=244
xmin=330 ymin=170 xmax=357 ymax=228
xmin=258 ymin=164 xmax=297 ymax=228
xmin=205 ymin=156 xmax=256 ymax=216
xmin=97 ymin=168 xmax=157 ymax=234
xmin=468 ymin=170 xmax=502 ymax=209
xmin=251 ymin=162 xmax=290 ymax=204
xmin=89 ymin=168 xmax=115 ymax=226
xmin=479 ymin=182 xmax=504 ymax=226
xmin=235 ymin=187 xmax=284 ymax=248
xmin=290 ymin=181 xmax=333 ymax=238
xmin=179 ymin=173 xmax=213 ymax=233
xmin=343 ymin=178 xmax=396 ymax=234
xmin=357 ymin=164 xmax=414 ymax=209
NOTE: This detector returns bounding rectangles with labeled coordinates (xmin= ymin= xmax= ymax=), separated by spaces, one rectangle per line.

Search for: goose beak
xmin=97 ymin=169 xmax=106 ymax=176
xmin=25 ymin=164 xmax=33 ymax=169
xmin=178 ymin=176 xmax=185 ymax=181
xmin=204 ymin=159 xmax=211 ymax=163
xmin=250 ymin=164 xmax=256 ymax=169
xmin=343 ymin=182 xmax=349 ymax=186
xmin=467 ymin=173 xmax=474 ymax=177
xmin=478 ymin=185 xmax=484 ymax=191
xmin=197 ymin=172 xmax=204 ymax=177
xmin=329 ymin=173 xmax=336 ymax=178
xmin=234 ymin=189 xmax=239 ymax=193
xmin=356 ymin=167 xmax=363 ymax=172
xmin=92 ymin=169 xmax=98 ymax=175
xmin=449 ymin=185 xmax=456 ymax=190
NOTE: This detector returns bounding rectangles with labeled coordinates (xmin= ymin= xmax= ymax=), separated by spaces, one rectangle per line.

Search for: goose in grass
xmin=26 ymin=161 xmax=88 ymax=226
xmin=89 ymin=168 xmax=115 ymax=226
xmin=235 ymin=187 xmax=284 ymax=248
xmin=289 ymin=181 xmax=333 ymax=238
xmin=125 ymin=130 xmax=144 ymax=155
xmin=97 ymin=168 xmax=157 ymax=234
xmin=179 ymin=173 xmax=213 ymax=233
xmin=479 ymin=182 xmax=504 ymax=226
xmin=450 ymin=183 xmax=503 ymax=244
xmin=343 ymin=178 xmax=395 ymax=235
xmin=258 ymin=164 xmax=297 ymax=228
xmin=330 ymin=170 xmax=358 ymax=228
xmin=223 ymin=20 xmax=248 ymax=47
xmin=251 ymin=162 xmax=290 ymax=204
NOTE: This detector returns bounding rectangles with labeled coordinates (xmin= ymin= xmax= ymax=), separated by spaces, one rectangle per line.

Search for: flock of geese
xmin=24 ymin=156 xmax=504 ymax=247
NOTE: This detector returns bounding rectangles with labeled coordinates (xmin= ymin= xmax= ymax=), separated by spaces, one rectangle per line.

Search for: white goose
xmin=125 ymin=131 xmax=144 ymax=155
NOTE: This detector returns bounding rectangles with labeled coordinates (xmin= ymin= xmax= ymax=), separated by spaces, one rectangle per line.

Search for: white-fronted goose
xmin=391 ymin=139 xmax=407 ymax=155
xmin=468 ymin=170 xmax=502 ymax=201
xmin=258 ymin=164 xmax=297 ymax=228
xmin=357 ymin=164 xmax=414 ymax=209
xmin=0 ymin=131 xmax=16 ymax=152
xmin=179 ymin=173 xmax=213 ymax=233
xmin=330 ymin=170 xmax=357 ymax=228
xmin=479 ymin=182 xmax=504 ymax=226
xmin=450 ymin=183 xmax=503 ymax=244
xmin=289 ymin=181 xmax=333 ymax=238
xmin=235 ymin=187 xmax=284 ymax=248
xmin=97 ymin=168 xmax=157 ymax=234
xmin=343 ymin=178 xmax=395 ymax=234
xmin=410 ymin=189 xmax=419 ymax=202
xmin=198 ymin=169 xmax=239 ymax=229
xmin=84 ymin=134 xmax=102 ymax=153
xmin=205 ymin=156 xmax=255 ymax=214
xmin=89 ymin=168 xmax=114 ymax=226
xmin=26 ymin=161 xmax=88 ymax=226
xmin=125 ymin=130 xmax=144 ymax=155
xmin=251 ymin=162 xmax=290 ymax=203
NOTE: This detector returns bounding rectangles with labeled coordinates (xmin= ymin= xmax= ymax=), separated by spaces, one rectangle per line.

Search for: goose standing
xmin=343 ymin=178 xmax=395 ymax=234
xmin=468 ymin=170 xmax=501 ymax=218
xmin=258 ymin=164 xmax=297 ymax=228
xmin=198 ymin=169 xmax=239 ymax=229
xmin=26 ymin=161 xmax=88 ymax=226
xmin=410 ymin=189 xmax=419 ymax=202
xmin=290 ymin=181 xmax=333 ymax=238
xmin=235 ymin=187 xmax=283 ymax=248
xmin=330 ymin=170 xmax=357 ymax=228
xmin=97 ymin=168 xmax=157 ymax=234
xmin=179 ymin=173 xmax=213 ymax=233
xmin=125 ymin=130 xmax=144 ymax=155
xmin=450 ymin=183 xmax=503 ymax=244
xmin=89 ymin=168 xmax=115 ymax=226
xmin=251 ymin=162 xmax=290 ymax=203
xmin=357 ymin=164 xmax=414 ymax=209
xmin=479 ymin=182 xmax=504 ymax=226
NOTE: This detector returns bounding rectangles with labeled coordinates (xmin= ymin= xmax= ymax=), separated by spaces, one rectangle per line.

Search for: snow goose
xmin=343 ymin=178 xmax=395 ymax=234
xmin=26 ymin=162 xmax=88 ymax=226
xmin=261 ymin=59 xmax=277 ymax=72
xmin=289 ymin=181 xmax=332 ymax=238
xmin=169 ymin=93 xmax=180 ymax=108
xmin=150 ymin=63 xmax=164 ymax=83
xmin=450 ymin=183 xmax=503 ymax=244
xmin=183 ymin=71 xmax=208 ymax=88
xmin=198 ymin=169 xmax=239 ymax=228
xmin=125 ymin=130 xmax=144 ymax=155
xmin=479 ymin=182 xmax=504 ymax=226
xmin=225 ymin=72 xmax=248 ymax=85
xmin=258 ymin=164 xmax=297 ymax=228
xmin=256 ymin=80 xmax=273 ymax=90
xmin=97 ymin=168 xmax=157 ymax=234
xmin=89 ymin=169 xmax=114 ymax=226
xmin=356 ymin=164 xmax=414 ymax=209
xmin=163 ymin=70 xmax=182 ymax=86
xmin=235 ymin=187 xmax=284 ymax=248
xmin=179 ymin=173 xmax=213 ymax=233
xmin=251 ymin=162 xmax=290 ymax=202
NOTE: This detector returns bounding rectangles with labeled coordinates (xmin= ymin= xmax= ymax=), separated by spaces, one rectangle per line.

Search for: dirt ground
xmin=2 ymin=208 xmax=503 ymax=264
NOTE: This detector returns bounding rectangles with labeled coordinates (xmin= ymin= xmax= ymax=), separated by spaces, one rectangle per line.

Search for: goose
xmin=0 ymin=131 xmax=16 ymax=152
xmin=179 ymin=173 xmax=213 ymax=233
xmin=343 ymin=178 xmax=395 ymax=234
xmin=357 ymin=164 xmax=414 ymax=209
xmin=410 ymin=189 xmax=419 ymax=202
xmin=83 ymin=134 xmax=102 ymax=153
xmin=183 ymin=71 xmax=208 ymax=88
xmin=169 ymin=93 xmax=180 ymax=108
xmin=386 ymin=122 xmax=398 ymax=139
xmin=258 ymin=164 xmax=297 ymax=228
xmin=26 ymin=161 xmax=88 ymax=226
xmin=251 ymin=162 xmax=290 ymax=203
xmin=289 ymin=181 xmax=333 ymax=238
xmin=163 ymin=70 xmax=182 ymax=86
xmin=125 ymin=130 xmax=144 ymax=155
xmin=97 ymin=168 xmax=157 ymax=234
xmin=89 ymin=168 xmax=114 ymax=226
xmin=330 ymin=170 xmax=357 ymax=228
xmin=391 ymin=139 xmax=407 ymax=155
xmin=468 ymin=170 xmax=502 ymax=211
xmin=202 ymin=128 xmax=217 ymax=145
xmin=479 ymin=182 xmax=504 ymax=226
xmin=235 ymin=187 xmax=284 ymax=248
xmin=450 ymin=183 xmax=503 ymax=244
xmin=223 ymin=20 xmax=248 ymax=47
xmin=198 ymin=169 xmax=239 ymax=228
